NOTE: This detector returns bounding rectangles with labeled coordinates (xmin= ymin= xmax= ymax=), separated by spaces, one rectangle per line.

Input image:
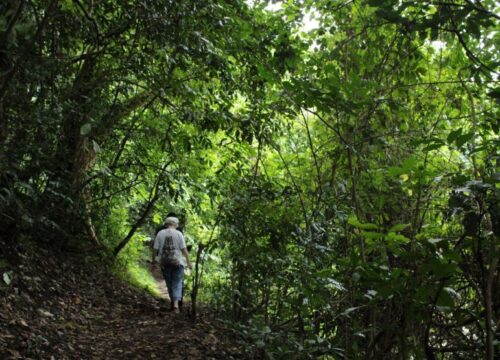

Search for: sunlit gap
xmin=246 ymin=0 xmax=320 ymax=32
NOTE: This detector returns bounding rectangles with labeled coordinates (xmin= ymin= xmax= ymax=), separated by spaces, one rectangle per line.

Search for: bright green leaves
xmin=385 ymin=231 xmax=410 ymax=244
xmin=200 ymin=1 xmax=499 ymax=359
xmin=348 ymin=215 xmax=411 ymax=255
xmin=387 ymin=157 xmax=418 ymax=178
xmin=389 ymin=223 xmax=410 ymax=233
xmin=348 ymin=215 xmax=378 ymax=231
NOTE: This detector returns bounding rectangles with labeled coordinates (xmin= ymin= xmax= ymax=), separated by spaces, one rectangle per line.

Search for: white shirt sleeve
xmin=153 ymin=231 xmax=161 ymax=250
xmin=178 ymin=231 xmax=186 ymax=250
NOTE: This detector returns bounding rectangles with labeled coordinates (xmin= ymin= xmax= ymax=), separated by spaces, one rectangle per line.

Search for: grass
xmin=125 ymin=260 xmax=161 ymax=298
xmin=112 ymin=241 xmax=162 ymax=299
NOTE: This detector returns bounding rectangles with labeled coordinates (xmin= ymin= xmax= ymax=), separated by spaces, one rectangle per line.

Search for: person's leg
xmin=162 ymin=266 xmax=174 ymax=304
xmin=170 ymin=265 xmax=184 ymax=310
xmin=179 ymin=278 xmax=184 ymax=308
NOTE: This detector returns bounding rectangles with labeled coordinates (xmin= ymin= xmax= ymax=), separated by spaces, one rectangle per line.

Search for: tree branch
xmin=0 ymin=0 xmax=26 ymax=46
xmin=112 ymin=158 xmax=173 ymax=256
xmin=0 ymin=0 xmax=59 ymax=102
xmin=72 ymin=0 xmax=101 ymax=45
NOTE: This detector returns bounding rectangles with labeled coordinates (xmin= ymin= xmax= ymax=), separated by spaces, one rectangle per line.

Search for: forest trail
xmin=0 ymin=246 xmax=245 ymax=359
xmin=148 ymin=262 xmax=170 ymax=301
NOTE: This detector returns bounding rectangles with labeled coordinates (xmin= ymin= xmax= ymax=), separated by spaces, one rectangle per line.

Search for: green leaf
xmin=342 ymin=306 xmax=361 ymax=316
xmin=255 ymin=340 xmax=265 ymax=348
xmin=92 ymin=140 xmax=101 ymax=153
xmin=423 ymin=142 xmax=444 ymax=151
xmin=389 ymin=223 xmax=410 ymax=233
xmin=415 ymin=285 xmax=434 ymax=302
xmin=427 ymin=238 xmax=444 ymax=245
xmin=455 ymin=132 xmax=474 ymax=148
xmin=426 ymin=259 xmax=459 ymax=278
xmin=447 ymin=128 xmax=463 ymax=144
xmin=386 ymin=232 xmax=410 ymax=244
xmin=466 ymin=19 xmax=481 ymax=39
xmin=327 ymin=278 xmax=346 ymax=291
xmin=376 ymin=9 xmax=403 ymax=23
xmin=401 ymin=157 xmax=417 ymax=172
xmin=451 ymin=174 xmax=468 ymax=186
xmin=486 ymin=88 xmax=500 ymax=99
xmin=80 ymin=123 xmax=92 ymax=136
xmin=368 ymin=0 xmax=391 ymax=6
xmin=362 ymin=231 xmax=384 ymax=240
xmin=436 ymin=288 xmax=455 ymax=308
xmin=388 ymin=166 xmax=404 ymax=177
xmin=348 ymin=215 xmax=378 ymax=230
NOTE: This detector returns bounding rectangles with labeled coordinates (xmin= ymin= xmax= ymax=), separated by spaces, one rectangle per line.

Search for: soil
xmin=0 ymin=243 xmax=246 ymax=359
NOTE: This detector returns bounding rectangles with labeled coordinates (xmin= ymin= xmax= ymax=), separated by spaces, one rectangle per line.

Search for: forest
xmin=0 ymin=0 xmax=498 ymax=359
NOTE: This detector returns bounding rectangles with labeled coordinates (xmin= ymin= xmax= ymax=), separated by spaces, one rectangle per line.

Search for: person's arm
xmin=178 ymin=232 xmax=192 ymax=269
xmin=153 ymin=232 xmax=162 ymax=262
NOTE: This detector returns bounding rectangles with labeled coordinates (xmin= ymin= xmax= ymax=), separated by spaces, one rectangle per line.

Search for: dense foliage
xmin=1 ymin=1 xmax=498 ymax=359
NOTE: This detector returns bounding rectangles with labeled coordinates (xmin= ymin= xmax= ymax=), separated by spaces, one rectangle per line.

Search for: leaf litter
xmin=0 ymin=245 xmax=246 ymax=359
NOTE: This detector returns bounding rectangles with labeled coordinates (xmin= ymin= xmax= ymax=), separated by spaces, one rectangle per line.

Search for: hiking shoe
xmin=172 ymin=307 xmax=180 ymax=314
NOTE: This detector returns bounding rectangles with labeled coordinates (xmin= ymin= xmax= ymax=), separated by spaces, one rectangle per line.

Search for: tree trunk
xmin=113 ymin=193 xmax=160 ymax=256
xmin=113 ymin=158 xmax=171 ymax=256
xmin=190 ymin=243 xmax=205 ymax=321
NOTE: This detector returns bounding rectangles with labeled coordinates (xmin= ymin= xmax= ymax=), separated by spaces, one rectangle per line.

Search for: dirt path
xmin=148 ymin=262 xmax=170 ymax=301
xmin=0 ymin=247 xmax=246 ymax=359
xmin=83 ymin=300 xmax=226 ymax=360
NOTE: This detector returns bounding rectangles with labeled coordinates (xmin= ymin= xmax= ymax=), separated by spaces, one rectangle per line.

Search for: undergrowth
xmin=112 ymin=234 xmax=161 ymax=298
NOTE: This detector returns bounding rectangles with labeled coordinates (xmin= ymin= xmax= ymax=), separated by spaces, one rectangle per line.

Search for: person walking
xmin=151 ymin=212 xmax=182 ymax=261
xmin=153 ymin=216 xmax=192 ymax=312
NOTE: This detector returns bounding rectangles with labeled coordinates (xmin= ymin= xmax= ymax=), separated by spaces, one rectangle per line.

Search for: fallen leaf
xmin=37 ymin=309 xmax=54 ymax=318
xmin=3 ymin=271 xmax=12 ymax=285
xmin=7 ymin=348 xmax=22 ymax=357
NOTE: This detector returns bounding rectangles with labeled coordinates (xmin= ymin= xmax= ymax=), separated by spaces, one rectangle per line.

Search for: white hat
xmin=164 ymin=216 xmax=179 ymax=226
